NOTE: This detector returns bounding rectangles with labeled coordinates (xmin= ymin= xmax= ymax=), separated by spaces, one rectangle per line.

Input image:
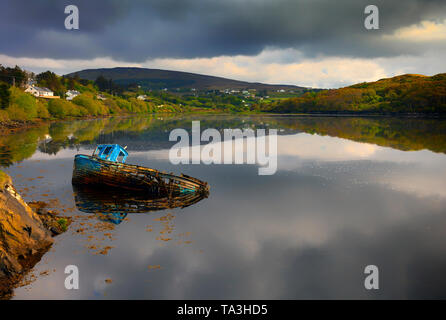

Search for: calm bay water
xmin=2 ymin=115 xmax=446 ymax=299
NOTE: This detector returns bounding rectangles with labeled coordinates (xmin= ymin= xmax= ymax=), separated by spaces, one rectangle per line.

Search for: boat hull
xmin=72 ymin=155 xmax=209 ymax=196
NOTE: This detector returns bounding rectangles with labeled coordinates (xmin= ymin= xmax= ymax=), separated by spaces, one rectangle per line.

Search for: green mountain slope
xmin=66 ymin=67 xmax=307 ymax=92
xmin=267 ymin=73 xmax=446 ymax=114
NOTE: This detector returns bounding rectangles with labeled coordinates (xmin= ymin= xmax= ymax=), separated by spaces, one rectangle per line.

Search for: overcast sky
xmin=1 ymin=0 xmax=446 ymax=88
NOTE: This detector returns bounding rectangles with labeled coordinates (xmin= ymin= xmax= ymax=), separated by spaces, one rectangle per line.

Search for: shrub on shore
xmin=72 ymin=94 xmax=109 ymax=116
xmin=0 ymin=82 xmax=10 ymax=110
xmin=129 ymin=98 xmax=147 ymax=113
xmin=36 ymin=100 xmax=50 ymax=119
xmin=115 ymin=97 xmax=132 ymax=113
xmin=0 ymin=110 xmax=8 ymax=122
xmin=0 ymin=169 xmax=10 ymax=188
xmin=8 ymin=87 xmax=38 ymax=120
xmin=48 ymin=99 xmax=88 ymax=118
xmin=103 ymin=98 xmax=121 ymax=114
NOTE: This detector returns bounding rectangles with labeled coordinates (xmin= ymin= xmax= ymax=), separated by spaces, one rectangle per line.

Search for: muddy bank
xmin=0 ymin=114 xmax=120 ymax=135
xmin=0 ymin=120 xmax=43 ymax=135
xmin=0 ymin=170 xmax=69 ymax=299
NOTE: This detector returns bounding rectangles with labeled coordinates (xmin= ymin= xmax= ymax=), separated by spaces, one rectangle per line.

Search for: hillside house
xmin=66 ymin=90 xmax=80 ymax=101
xmin=25 ymin=85 xmax=58 ymax=98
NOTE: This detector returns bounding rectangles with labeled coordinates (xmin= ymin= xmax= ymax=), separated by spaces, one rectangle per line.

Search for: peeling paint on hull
xmin=72 ymin=155 xmax=209 ymax=197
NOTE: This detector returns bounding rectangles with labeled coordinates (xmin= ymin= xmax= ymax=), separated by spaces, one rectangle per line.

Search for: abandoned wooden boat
xmin=72 ymin=144 xmax=209 ymax=196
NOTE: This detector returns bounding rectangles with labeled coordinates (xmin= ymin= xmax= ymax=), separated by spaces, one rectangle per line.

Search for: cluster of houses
xmin=217 ymin=88 xmax=292 ymax=96
xmin=25 ymin=85 xmax=108 ymax=102
xmin=25 ymin=85 xmax=82 ymax=100
xmin=25 ymin=85 xmax=59 ymax=99
xmin=66 ymin=90 xmax=80 ymax=100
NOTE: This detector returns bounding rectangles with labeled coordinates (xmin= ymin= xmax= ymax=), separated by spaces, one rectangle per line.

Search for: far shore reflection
xmin=1 ymin=115 xmax=446 ymax=168
xmin=2 ymin=114 xmax=446 ymax=299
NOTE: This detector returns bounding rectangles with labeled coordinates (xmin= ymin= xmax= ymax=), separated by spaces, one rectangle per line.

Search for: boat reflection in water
xmin=73 ymin=185 xmax=209 ymax=224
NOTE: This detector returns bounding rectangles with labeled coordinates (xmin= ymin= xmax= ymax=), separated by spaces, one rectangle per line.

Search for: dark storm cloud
xmin=1 ymin=0 xmax=446 ymax=61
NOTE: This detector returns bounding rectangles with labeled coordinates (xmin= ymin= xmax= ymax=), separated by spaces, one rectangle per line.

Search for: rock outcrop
xmin=0 ymin=171 xmax=67 ymax=298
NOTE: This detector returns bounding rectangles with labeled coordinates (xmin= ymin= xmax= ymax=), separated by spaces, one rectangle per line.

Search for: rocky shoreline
xmin=0 ymin=170 xmax=70 ymax=299
xmin=0 ymin=119 xmax=45 ymax=136
xmin=0 ymin=115 xmax=122 ymax=135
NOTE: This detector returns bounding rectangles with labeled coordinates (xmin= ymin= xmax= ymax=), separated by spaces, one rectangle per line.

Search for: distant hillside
xmin=66 ymin=67 xmax=307 ymax=92
xmin=267 ymin=73 xmax=446 ymax=114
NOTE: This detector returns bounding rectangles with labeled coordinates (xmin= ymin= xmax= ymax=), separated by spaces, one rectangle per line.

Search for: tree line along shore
xmin=1 ymin=65 xmax=446 ymax=131
xmin=0 ymin=66 xmax=196 ymax=128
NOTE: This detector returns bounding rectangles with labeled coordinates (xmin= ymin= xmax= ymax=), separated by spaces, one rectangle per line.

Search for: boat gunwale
xmin=74 ymin=154 xmax=209 ymax=190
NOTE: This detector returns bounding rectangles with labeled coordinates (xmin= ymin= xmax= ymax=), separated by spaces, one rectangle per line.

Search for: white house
xmin=66 ymin=90 xmax=80 ymax=101
xmin=137 ymin=95 xmax=147 ymax=101
xmin=96 ymin=94 xmax=107 ymax=101
xmin=25 ymin=85 xmax=54 ymax=97
xmin=25 ymin=85 xmax=39 ymax=96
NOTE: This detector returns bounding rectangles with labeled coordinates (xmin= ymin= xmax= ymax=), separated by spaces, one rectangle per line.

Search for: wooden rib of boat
xmin=72 ymin=144 xmax=209 ymax=197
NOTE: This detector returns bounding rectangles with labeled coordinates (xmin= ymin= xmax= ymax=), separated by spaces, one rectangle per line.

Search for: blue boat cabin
xmin=93 ymin=144 xmax=128 ymax=163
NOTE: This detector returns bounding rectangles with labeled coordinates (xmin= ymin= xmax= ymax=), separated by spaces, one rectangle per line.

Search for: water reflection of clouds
xmin=137 ymin=132 xmax=446 ymax=163
xmin=10 ymin=129 xmax=446 ymax=299
xmin=277 ymin=134 xmax=446 ymax=199
xmin=137 ymin=133 xmax=446 ymax=199
xmin=144 ymin=133 xmax=381 ymax=162
xmin=279 ymin=133 xmax=380 ymax=160
xmin=29 ymin=132 xmax=446 ymax=200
